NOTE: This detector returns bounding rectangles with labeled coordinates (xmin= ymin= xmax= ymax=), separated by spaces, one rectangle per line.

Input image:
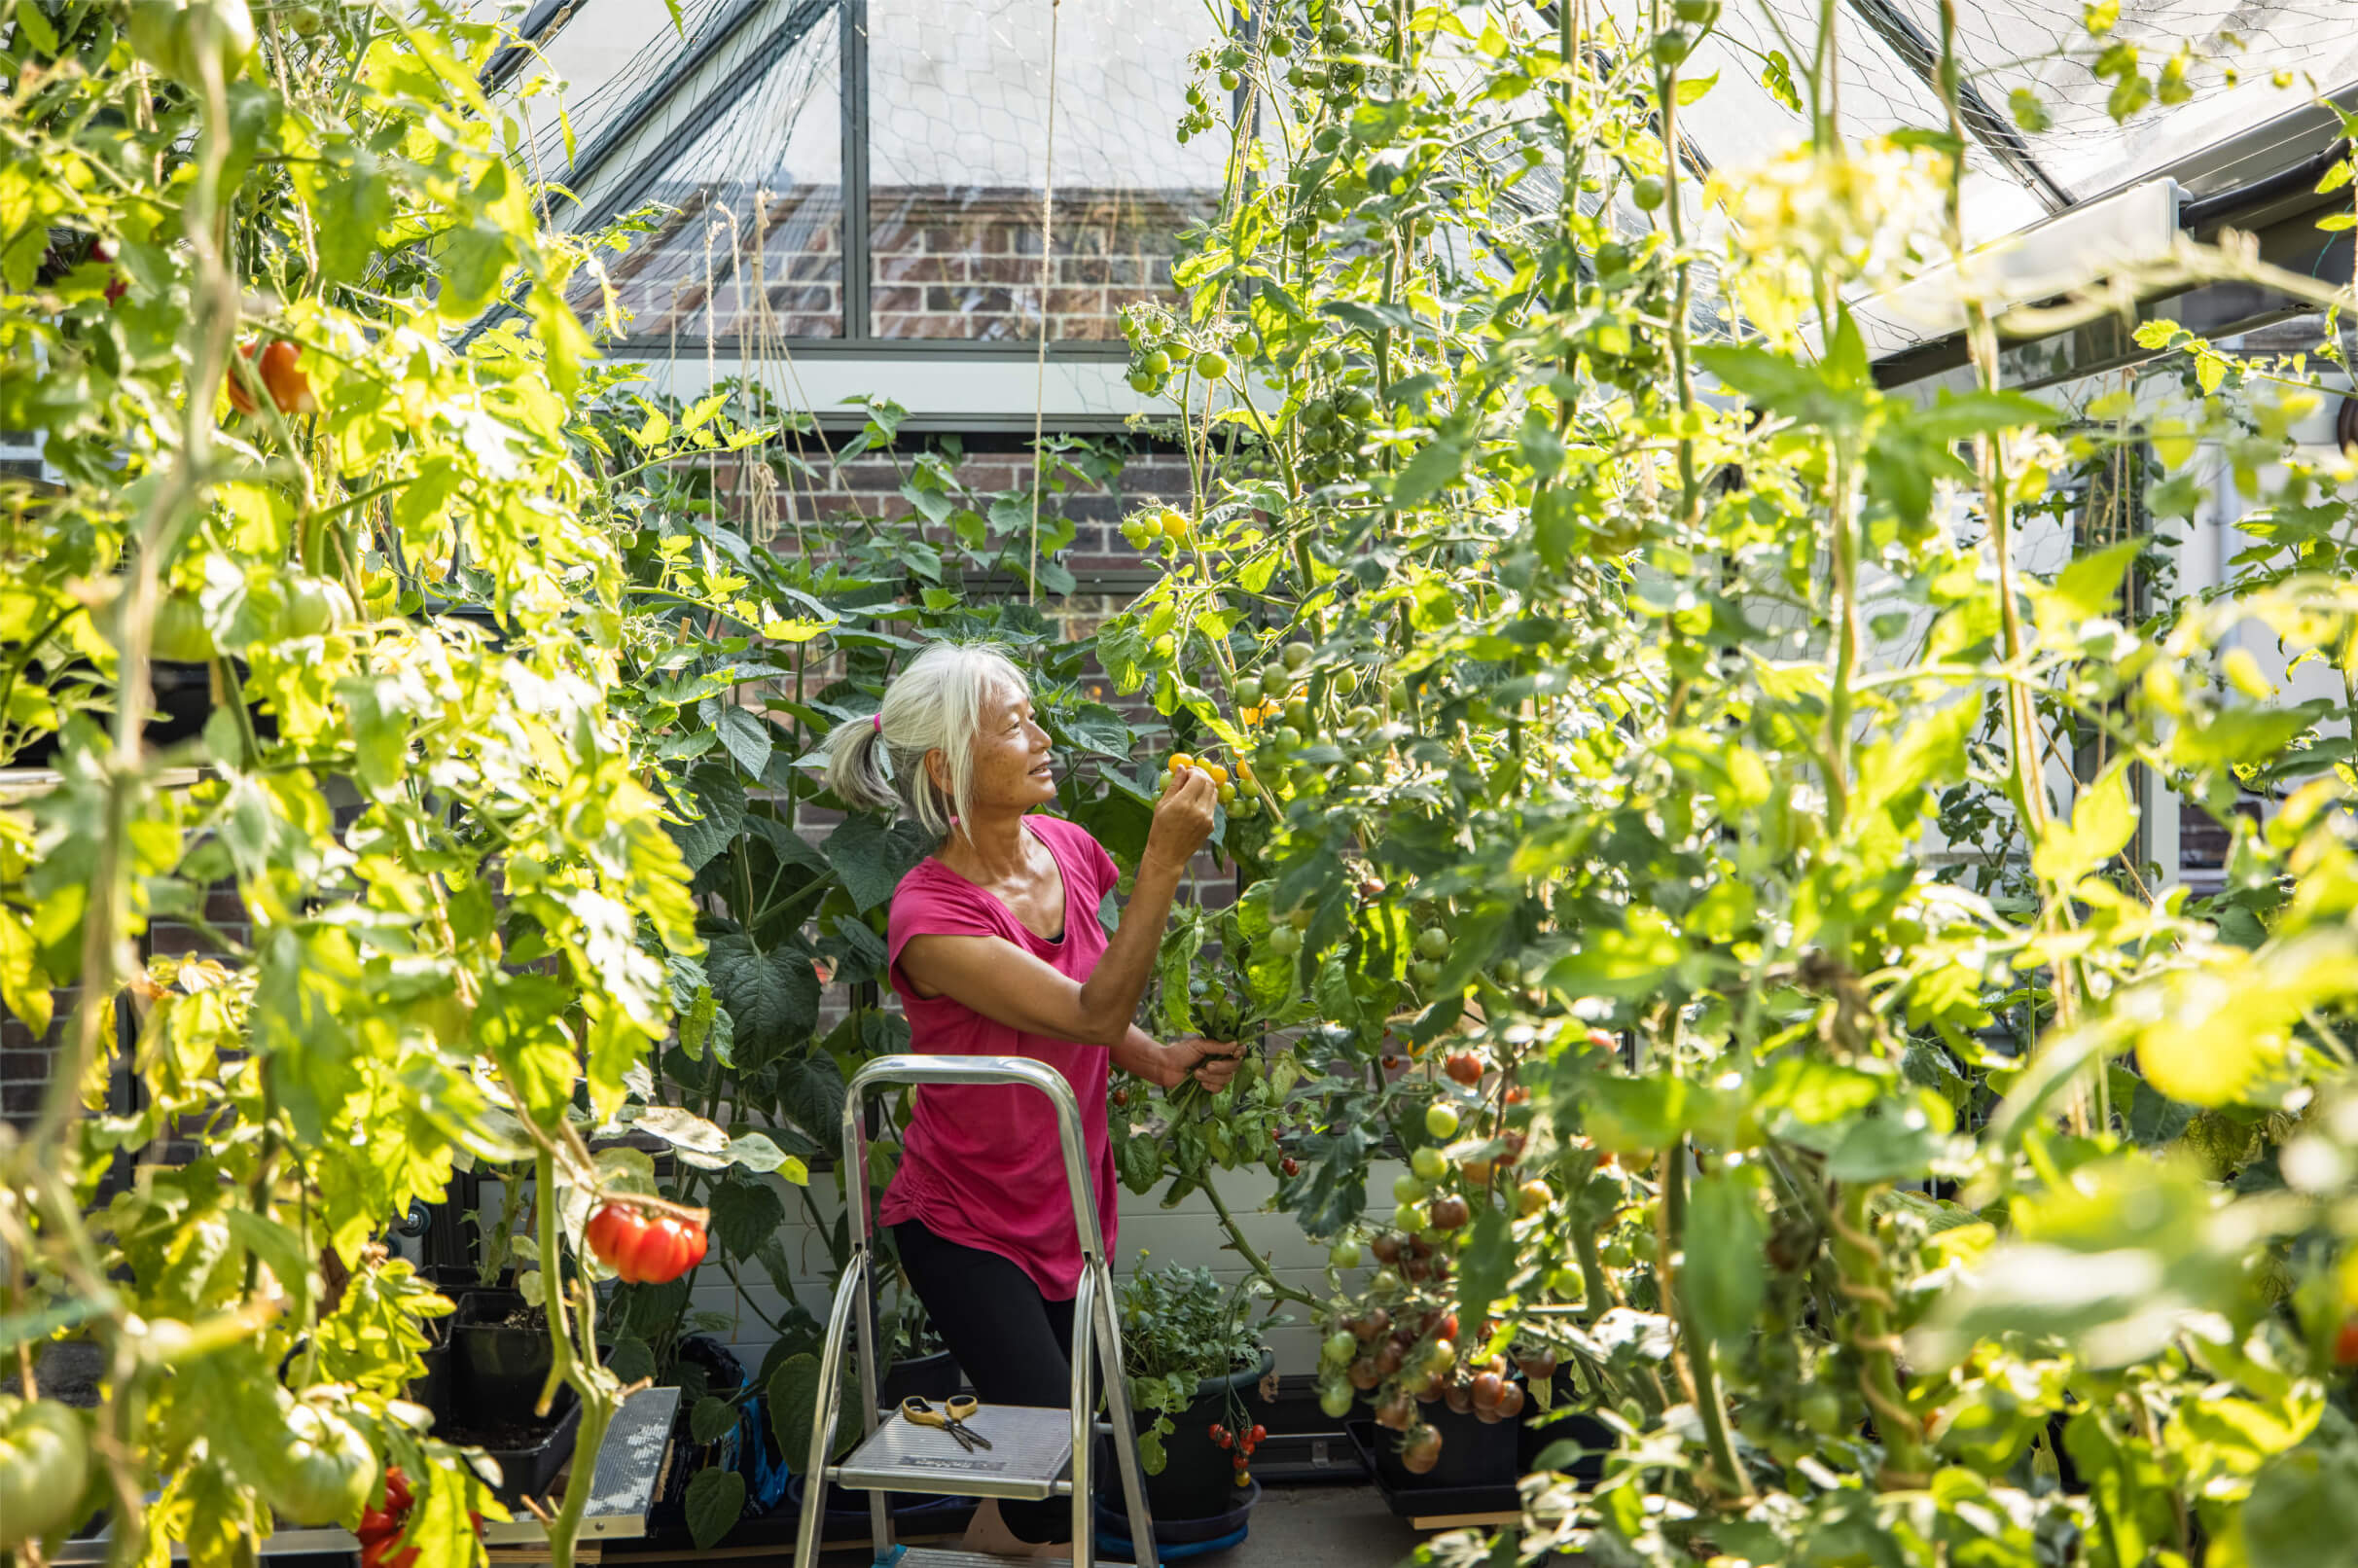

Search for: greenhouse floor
xmin=804 ymin=1483 xmax=1434 ymax=1565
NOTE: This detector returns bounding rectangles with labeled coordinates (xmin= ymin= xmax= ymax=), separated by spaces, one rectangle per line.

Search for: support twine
xmin=1027 ymin=0 xmax=1063 ymax=605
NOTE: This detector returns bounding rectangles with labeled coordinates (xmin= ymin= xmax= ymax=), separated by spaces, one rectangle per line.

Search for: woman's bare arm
xmin=898 ymin=768 xmax=1217 ymax=1047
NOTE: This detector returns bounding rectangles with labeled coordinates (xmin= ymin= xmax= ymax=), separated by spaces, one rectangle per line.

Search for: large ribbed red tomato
xmin=226 ymin=339 xmax=314 ymax=416
xmin=585 ymin=1203 xmax=707 ymax=1284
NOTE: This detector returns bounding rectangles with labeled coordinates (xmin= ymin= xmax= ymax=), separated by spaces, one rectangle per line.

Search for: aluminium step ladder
xmin=792 ymin=1054 xmax=1161 ymax=1568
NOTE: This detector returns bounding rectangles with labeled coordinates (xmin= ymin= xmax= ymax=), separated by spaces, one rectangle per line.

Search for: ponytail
xmin=824 ymin=713 xmax=902 ymax=816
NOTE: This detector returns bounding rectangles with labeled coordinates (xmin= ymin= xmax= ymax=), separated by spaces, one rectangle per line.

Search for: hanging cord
xmin=1027 ymin=0 xmax=1064 ymax=605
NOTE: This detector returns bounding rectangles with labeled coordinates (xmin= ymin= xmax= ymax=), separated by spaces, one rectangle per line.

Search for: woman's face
xmin=934 ymin=676 xmax=1054 ymax=816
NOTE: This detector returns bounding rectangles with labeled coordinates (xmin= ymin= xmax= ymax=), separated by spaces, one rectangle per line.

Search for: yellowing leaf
xmin=2031 ymin=761 xmax=2138 ymax=885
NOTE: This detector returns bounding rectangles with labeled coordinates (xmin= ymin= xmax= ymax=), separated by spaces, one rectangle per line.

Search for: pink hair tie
xmin=872 ymin=712 xmax=883 ymax=734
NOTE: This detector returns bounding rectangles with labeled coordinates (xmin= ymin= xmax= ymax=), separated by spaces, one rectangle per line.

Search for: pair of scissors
xmin=900 ymin=1395 xmax=993 ymax=1451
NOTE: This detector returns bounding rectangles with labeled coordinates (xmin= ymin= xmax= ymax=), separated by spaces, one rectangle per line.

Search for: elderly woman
xmin=826 ymin=641 xmax=1237 ymax=1556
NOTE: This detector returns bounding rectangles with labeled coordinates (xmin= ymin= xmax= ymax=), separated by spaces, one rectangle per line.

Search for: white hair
xmin=824 ymin=642 xmax=1030 ymax=841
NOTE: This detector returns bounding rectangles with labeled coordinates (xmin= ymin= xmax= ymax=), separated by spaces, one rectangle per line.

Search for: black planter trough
xmin=1348 ymin=1408 xmax=1519 ymax=1520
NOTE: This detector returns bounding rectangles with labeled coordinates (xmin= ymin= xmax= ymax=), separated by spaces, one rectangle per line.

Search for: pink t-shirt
xmin=880 ymin=814 xmax=1122 ymax=1300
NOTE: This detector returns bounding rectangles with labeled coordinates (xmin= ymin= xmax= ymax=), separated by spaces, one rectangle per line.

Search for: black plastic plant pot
xmin=448 ymin=1290 xmax=554 ymax=1413
xmin=439 ymin=1376 xmax=582 ymax=1506
xmin=878 ymin=1349 xmax=962 ymax=1408
xmin=408 ymin=1341 xmax=452 ymax=1418
xmin=1134 ymin=1347 xmax=1276 ymax=1523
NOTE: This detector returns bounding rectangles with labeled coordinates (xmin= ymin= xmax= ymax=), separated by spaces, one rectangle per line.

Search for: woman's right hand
xmin=1142 ymin=765 xmax=1218 ymax=873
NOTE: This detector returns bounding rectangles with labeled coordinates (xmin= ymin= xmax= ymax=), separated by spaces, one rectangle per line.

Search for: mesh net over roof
xmin=489 ymin=0 xmax=2358 ymax=351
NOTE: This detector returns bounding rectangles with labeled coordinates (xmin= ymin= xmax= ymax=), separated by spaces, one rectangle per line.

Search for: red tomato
xmin=586 ymin=1204 xmax=708 ymax=1283
xmin=2337 ymin=1320 xmax=2358 ymax=1367
xmin=257 ymin=339 xmax=315 ymax=413
xmin=360 ymin=1535 xmax=417 ymax=1568
xmin=380 ymin=1467 xmax=412 ymax=1515
xmin=357 ymin=1507 xmax=399 ymax=1545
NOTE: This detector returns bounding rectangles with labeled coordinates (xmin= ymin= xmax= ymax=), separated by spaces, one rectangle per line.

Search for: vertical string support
xmin=1028 ymin=0 xmax=1064 ymax=605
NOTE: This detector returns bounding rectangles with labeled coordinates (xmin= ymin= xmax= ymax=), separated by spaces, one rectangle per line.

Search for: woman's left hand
xmin=1169 ymin=1036 xmax=1242 ymax=1091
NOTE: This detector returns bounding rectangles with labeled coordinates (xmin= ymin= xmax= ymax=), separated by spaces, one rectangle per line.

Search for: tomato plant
xmin=1095 ymin=2 xmax=2358 ymax=1564
xmin=0 ymin=3 xmax=763 ymax=1561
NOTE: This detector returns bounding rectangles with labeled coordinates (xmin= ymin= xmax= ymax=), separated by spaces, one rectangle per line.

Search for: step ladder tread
xmin=886 ymin=1550 xmax=1054 ymax=1567
xmin=836 ymin=1405 xmax=1078 ymax=1501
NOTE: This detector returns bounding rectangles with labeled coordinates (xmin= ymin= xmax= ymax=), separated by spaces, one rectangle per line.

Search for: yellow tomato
xmin=1205 ymin=764 xmax=1230 ymax=785
xmin=1170 ymin=752 xmax=1196 ymax=772
xmin=1160 ymin=510 xmax=1190 ymax=541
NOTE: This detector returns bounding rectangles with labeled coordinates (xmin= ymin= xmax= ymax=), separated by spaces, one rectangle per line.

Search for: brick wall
xmin=582 ymin=185 xmax=1211 ymax=344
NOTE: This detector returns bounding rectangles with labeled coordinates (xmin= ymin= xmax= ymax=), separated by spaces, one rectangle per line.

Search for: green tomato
xmin=152 ymin=591 xmax=217 ymax=663
xmin=1392 ymin=1202 xmax=1426 ymax=1234
xmin=1673 ymin=0 xmax=1720 ymax=20
xmin=1411 ymin=1145 xmax=1447 ymax=1182
xmin=288 ymin=2 xmax=324 ymax=35
xmin=1129 ymin=371 xmax=1158 ymax=393
xmin=1319 ymin=1379 xmax=1354 ymax=1418
xmin=128 ymin=0 xmax=257 ymax=89
xmin=1330 ymin=1237 xmax=1362 ymax=1270
xmin=1346 ymin=761 xmax=1376 ymax=787
xmin=1332 ymin=667 xmax=1359 ymax=695
xmin=1548 ymin=1266 xmax=1586 ymax=1300
xmin=1197 ymin=349 xmax=1232 ymax=379
xmin=1631 ymin=175 xmax=1667 ymax=211
xmin=1651 ymin=29 xmax=1693 ymax=65
xmin=1371 ymin=1266 xmax=1403 ymax=1297
xmin=1272 ymin=724 xmax=1304 ymax=750
xmin=1425 ymin=1102 xmax=1460 ymax=1140
xmin=1392 ymin=1170 xmax=1427 ymax=1204
xmin=285 ymin=576 xmax=343 ymax=638
xmin=1345 ymin=704 xmax=1379 ymax=731
xmin=0 ymin=1397 xmax=89 ymax=1550
xmin=1282 ymin=641 xmax=1314 ymax=671
xmin=1414 ymin=927 xmax=1450 ymax=961
xmin=1233 ymin=676 xmax=1263 ymax=707
xmin=260 ymin=1400 xmax=375 ymax=1525
xmin=1411 ymin=959 xmax=1444 ymax=988
xmin=1268 ymin=925 xmax=1303 ymax=957
xmin=1269 ymin=28 xmax=1294 ymax=57
xmin=1219 ymin=68 xmax=1240 ymax=89
xmin=1143 ymin=348 xmax=1171 ymax=376
xmin=1324 ymin=1329 xmax=1358 ymax=1364
xmin=1798 ymin=1385 xmax=1845 ymax=1437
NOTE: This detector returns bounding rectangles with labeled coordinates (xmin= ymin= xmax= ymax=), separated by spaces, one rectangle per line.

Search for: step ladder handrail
xmin=840 ymin=1053 xmax=1110 ymax=1268
xmin=798 ymin=1051 xmax=1159 ymax=1568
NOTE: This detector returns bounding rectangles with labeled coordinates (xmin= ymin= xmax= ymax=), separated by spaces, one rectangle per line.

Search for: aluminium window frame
xmin=599 ymin=0 xmax=1144 ymax=362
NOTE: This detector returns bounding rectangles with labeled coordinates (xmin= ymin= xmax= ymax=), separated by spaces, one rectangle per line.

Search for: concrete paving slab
xmin=804 ymin=1483 xmax=1435 ymax=1567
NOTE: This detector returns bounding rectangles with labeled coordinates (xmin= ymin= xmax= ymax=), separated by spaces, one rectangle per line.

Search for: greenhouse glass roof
xmin=481 ymin=0 xmax=2358 ymax=374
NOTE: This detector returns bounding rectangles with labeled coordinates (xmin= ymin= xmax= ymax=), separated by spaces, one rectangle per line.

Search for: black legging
xmin=895 ymin=1217 xmax=1100 ymax=1545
